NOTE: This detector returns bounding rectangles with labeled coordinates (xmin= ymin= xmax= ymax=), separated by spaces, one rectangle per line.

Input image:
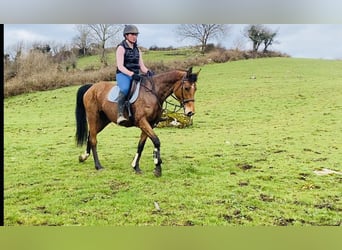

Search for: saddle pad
xmin=107 ymin=82 xmax=140 ymax=104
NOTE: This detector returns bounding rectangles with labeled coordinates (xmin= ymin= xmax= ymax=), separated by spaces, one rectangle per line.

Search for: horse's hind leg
xmin=88 ymin=127 xmax=104 ymax=170
xmin=79 ymin=137 xmax=91 ymax=162
xmin=87 ymin=112 xmax=110 ymax=170
xmin=79 ymin=128 xmax=103 ymax=170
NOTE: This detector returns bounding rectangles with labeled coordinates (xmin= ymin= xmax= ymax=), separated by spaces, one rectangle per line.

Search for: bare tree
xmin=87 ymin=24 xmax=123 ymax=66
xmin=175 ymin=24 xmax=230 ymax=53
xmin=4 ymin=41 xmax=25 ymax=79
xmin=73 ymin=24 xmax=92 ymax=56
xmin=5 ymin=40 xmax=25 ymax=62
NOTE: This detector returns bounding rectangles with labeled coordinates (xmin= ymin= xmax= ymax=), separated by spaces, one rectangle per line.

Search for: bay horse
xmin=75 ymin=67 xmax=199 ymax=177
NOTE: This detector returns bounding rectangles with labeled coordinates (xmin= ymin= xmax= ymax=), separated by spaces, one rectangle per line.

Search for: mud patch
xmin=220 ymin=209 xmax=253 ymax=224
xmin=314 ymin=202 xmax=341 ymax=211
xmin=237 ymin=163 xmax=254 ymax=170
xmin=274 ymin=217 xmax=295 ymax=226
xmin=108 ymin=180 xmax=130 ymax=194
xmin=260 ymin=193 xmax=275 ymax=202
xmin=273 ymin=149 xmax=287 ymax=154
xmin=238 ymin=180 xmax=249 ymax=186
xmin=184 ymin=220 xmax=195 ymax=226
xmin=298 ymin=173 xmax=310 ymax=180
xmin=303 ymin=148 xmax=321 ymax=154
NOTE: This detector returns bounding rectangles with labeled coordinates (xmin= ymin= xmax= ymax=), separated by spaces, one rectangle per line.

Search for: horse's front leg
xmin=131 ymin=132 xmax=148 ymax=174
xmin=152 ymin=142 xmax=162 ymax=177
xmin=139 ymin=119 xmax=163 ymax=177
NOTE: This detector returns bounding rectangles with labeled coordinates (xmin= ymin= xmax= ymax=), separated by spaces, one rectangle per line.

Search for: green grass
xmin=4 ymin=58 xmax=342 ymax=225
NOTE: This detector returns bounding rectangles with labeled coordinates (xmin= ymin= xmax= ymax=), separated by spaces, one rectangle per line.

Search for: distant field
xmin=4 ymin=58 xmax=342 ymax=225
xmin=76 ymin=48 xmax=197 ymax=69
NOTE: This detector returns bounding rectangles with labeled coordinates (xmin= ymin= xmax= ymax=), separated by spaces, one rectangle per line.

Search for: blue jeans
xmin=116 ymin=73 xmax=132 ymax=96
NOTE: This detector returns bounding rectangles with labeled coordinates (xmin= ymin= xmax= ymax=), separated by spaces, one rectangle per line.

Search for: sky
xmin=4 ymin=24 xmax=342 ymax=60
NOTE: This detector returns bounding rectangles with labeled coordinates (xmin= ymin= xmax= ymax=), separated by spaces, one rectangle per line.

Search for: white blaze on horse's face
xmin=174 ymin=79 xmax=197 ymax=117
xmin=184 ymin=83 xmax=196 ymax=117
xmin=182 ymin=81 xmax=196 ymax=117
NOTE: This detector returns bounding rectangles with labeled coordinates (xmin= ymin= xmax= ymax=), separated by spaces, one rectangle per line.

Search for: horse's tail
xmin=75 ymin=84 xmax=93 ymax=146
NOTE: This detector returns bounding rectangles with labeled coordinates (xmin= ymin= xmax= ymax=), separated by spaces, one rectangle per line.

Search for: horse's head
xmin=173 ymin=67 xmax=199 ymax=117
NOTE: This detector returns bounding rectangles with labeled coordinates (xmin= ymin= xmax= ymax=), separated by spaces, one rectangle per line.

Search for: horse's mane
xmin=153 ymin=68 xmax=197 ymax=83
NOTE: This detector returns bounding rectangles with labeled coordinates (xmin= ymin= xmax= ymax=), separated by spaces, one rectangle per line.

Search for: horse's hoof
xmin=134 ymin=166 xmax=143 ymax=175
xmin=96 ymin=166 xmax=104 ymax=171
xmin=154 ymin=169 xmax=162 ymax=177
xmin=79 ymin=153 xmax=90 ymax=162
xmin=79 ymin=156 xmax=84 ymax=162
xmin=135 ymin=170 xmax=143 ymax=175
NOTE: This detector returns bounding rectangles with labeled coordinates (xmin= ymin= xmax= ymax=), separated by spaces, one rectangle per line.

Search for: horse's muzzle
xmin=185 ymin=111 xmax=195 ymax=117
xmin=184 ymin=104 xmax=195 ymax=117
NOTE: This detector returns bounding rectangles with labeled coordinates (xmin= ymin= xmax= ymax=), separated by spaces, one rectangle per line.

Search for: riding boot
xmin=117 ymin=92 xmax=128 ymax=125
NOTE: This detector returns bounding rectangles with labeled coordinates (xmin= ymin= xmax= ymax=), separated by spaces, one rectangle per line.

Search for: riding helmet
xmin=123 ymin=25 xmax=139 ymax=36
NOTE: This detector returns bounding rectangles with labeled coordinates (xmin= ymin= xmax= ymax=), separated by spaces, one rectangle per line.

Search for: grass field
xmin=4 ymin=58 xmax=342 ymax=225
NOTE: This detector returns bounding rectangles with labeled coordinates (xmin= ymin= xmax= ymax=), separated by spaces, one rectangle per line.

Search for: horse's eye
xmin=184 ymin=87 xmax=190 ymax=91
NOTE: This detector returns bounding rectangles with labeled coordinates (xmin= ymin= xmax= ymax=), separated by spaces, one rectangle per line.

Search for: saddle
xmin=108 ymin=80 xmax=141 ymax=103
xmin=108 ymin=80 xmax=141 ymax=117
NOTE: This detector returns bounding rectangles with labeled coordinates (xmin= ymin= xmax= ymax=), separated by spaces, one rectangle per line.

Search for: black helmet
xmin=123 ymin=25 xmax=139 ymax=36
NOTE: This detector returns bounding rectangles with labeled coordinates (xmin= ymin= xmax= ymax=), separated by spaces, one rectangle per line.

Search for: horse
xmin=75 ymin=67 xmax=199 ymax=177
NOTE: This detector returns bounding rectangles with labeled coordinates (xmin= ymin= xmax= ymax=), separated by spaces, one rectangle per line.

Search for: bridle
xmin=141 ymin=74 xmax=196 ymax=111
xmin=172 ymin=75 xmax=196 ymax=107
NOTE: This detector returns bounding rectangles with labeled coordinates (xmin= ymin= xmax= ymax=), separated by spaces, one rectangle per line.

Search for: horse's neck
xmin=154 ymin=71 xmax=184 ymax=101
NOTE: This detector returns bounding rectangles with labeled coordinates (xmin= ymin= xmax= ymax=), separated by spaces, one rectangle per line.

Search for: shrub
xmin=4 ymin=47 xmax=288 ymax=98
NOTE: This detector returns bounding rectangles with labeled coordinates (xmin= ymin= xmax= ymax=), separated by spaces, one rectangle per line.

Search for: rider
xmin=116 ymin=24 xmax=153 ymax=125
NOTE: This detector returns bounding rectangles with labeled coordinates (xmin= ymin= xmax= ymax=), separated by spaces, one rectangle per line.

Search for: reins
xmin=140 ymin=75 xmax=163 ymax=109
xmin=164 ymin=94 xmax=183 ymax=113
xmin=139 ymin=72 xmax=196 ymax=113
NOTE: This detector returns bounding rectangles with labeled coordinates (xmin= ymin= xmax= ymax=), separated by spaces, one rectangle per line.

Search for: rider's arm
xmin=138 ymin=49 xmax=149 ymax=74
xmin=116 ymin=45 xmax=134 ymax=76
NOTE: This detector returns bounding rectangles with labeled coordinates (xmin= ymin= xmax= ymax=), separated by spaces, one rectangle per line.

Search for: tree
xmin=86 ymin=24 xmax=123 ymax=66
xmin=245 ymin=24 xmax=278 ymax=52
xmin=245 ymin=24 xmax=263 ymax=52
xmin=262 ymin=28 xmax=277 ymax=52
xmin=175 ymin=24 xmax=230 ymax=53
xmin=73 ymin=24 xmax=92 ymax=56
xmin=32 ymin=43 xmax=51 ymax=54
xmin=4 ymin=41 xmax=25 ymax=79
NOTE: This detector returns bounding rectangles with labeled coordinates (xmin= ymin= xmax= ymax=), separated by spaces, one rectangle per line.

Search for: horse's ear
xmin=187 ymin=67 xmax=193 ymax=77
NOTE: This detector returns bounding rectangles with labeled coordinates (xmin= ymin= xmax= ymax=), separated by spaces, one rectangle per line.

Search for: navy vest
xmin=116 ymin=40 xmax=140 ymax=74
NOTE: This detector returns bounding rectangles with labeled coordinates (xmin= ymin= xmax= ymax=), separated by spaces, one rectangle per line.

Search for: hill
xmin=4 ymin=58 xmax=342 ymax=225
xmin=4 ymin=48 xmax=287 ymax=97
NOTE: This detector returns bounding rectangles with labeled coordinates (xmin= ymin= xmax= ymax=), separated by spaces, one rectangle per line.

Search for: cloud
xmin=4 ymin=29 xmax=48 ymax=50
xmin=271 ymin=24 xmax=342 ymax=59
xmin=4 ymin=24 xmax=75 ymax=50
xmin=137 ymin=24 xmax=190 ymax=48
xmin=4 ymin=24 xmax=342 ymax=59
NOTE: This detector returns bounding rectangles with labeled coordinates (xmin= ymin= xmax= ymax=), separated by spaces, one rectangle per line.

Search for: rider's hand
xmin=147 ymin=70 xmax=154 ymax=77
xmin=132 ymin=73 xmax=141 ymax=81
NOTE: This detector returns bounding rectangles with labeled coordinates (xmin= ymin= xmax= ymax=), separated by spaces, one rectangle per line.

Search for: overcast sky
xmin=4 ymin=24 xmax=342 ymax=60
